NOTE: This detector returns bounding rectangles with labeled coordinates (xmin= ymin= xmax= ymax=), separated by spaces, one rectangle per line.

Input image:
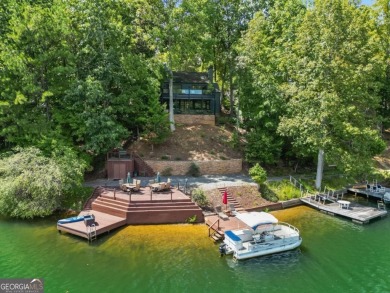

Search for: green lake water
xmin=1 ymin=200 xmax=390 ymax=293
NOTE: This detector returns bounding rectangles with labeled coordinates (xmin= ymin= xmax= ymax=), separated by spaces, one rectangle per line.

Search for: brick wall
xmin=144 ymin=159 xmax=242 ymax=175
xmin=174 ymin=114 xmax=215 ymax=126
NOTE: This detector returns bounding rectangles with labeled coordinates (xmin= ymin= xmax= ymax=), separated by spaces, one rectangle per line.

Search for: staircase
xmin=206 ymin=217 xmax=224 ymax=242
xmin=83 ymin=186 xmax=105 ymax=211
xmin=91 ymin=194 xmax=204 ymax=224
xmin=217 ymin=187 xmax=245 ymax=212
xmin=132 ymin=152 xmax=155 ymax=177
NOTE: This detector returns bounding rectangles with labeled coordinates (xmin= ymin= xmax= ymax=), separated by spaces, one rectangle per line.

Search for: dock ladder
xmin=87 ymin=224 xmax=97 ymax=242
xmin=378 ymin=200 xmax=386 ymax=211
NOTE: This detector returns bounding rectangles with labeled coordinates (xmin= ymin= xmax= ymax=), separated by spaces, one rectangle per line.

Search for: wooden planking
xmin=300 ymin=197 xmax=387 ymax=224
xmin=205 ymin=214 xmax=251 ymax=235
xmin=58 ymin=187 xmax=204 ymax=240
xmin=57 ymin=210 xmax=126 ymax=239
xmin=348 ymin=188 xmax=390 ymax=201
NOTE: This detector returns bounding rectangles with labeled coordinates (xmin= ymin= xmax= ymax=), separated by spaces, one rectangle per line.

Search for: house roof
xmin=172 ymin=71 xmax=210 ymax=84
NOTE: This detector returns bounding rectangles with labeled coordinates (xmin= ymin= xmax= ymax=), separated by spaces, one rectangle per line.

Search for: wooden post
xmin=114 ymin=189 xmax=116 ymax=200
xmin=170 ymin=190 xmax=173 ymax=201
xmin=150 ymin=190 xmax=152 ymax=201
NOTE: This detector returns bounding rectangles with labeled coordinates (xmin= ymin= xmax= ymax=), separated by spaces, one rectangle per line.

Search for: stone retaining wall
xmin=144 ymin=159 xmax=242 ymax=175
xmin=174 ymin=114 xmax=215 ymax=126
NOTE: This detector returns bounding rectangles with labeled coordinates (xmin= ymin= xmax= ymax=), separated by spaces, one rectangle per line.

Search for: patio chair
xmin=215 ymin=205 xmax=229 ymax=220
xmin=377 ymin=185 xmax=386 ymax=193
xmin=132 ymin=180 xmax=141 ymax=192
xmin=228 ymin=203 xmax=238 ymax=216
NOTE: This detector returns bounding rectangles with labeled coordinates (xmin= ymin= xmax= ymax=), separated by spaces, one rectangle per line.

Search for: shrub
xmin=249 ymin=163 xmax=267 ymax=186
xmin=191 ymin=189 xmax=209 ymax=207
xmin=266 ymin=180 xmax=301 ymax=201
xmin=186 ymin=162 xmax=200 ymax=177
xmin=161 ymin=155 xmax=169 ymax=160
xmin=230 ymin=131 xmax=241 ymax=149
xmin=161 ymin=167 xmax=173 ymax=176
xmin=186 ymin=215 xmax=197 ymax=223
xmin=0 ymin=147 xmax=87 ymax=218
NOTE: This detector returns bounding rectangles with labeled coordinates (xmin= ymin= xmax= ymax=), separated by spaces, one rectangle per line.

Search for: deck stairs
xmin=91 ymin=193 xmax=204 ymax=224
xmin=132 ymin=152 xmax=155 ymax=177
xmin=206 ymin=217 xmax=224 ymax=242
xmin=217 ymin=187 xmax=245 ymax=212
xmin=83 ymin=186 xmax=105 ymax=211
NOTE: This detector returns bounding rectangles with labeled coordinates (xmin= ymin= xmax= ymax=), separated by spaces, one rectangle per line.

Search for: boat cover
xmin=236 ymin=212 xmax=278 ymax=230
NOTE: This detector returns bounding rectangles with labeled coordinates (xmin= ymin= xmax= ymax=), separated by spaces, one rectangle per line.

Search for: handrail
xmin=208 ymin=218 xmax=220 ymax=237
xmin=278 ymin=222 xmax=300 ymax=234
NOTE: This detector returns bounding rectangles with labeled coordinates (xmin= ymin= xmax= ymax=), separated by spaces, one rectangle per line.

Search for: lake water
xmin=1 ymin=202 xmax=390 ymax=293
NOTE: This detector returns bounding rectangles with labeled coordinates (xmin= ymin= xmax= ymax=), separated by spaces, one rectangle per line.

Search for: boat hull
xmin=233 ymin=238 xmax=302 ymax=260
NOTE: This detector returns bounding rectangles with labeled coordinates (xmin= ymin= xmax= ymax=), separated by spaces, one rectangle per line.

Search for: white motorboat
xmin=219 ymin=212 xmax=302 ymax=260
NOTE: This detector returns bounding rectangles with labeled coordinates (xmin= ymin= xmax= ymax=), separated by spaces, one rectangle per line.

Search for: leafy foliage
xmin=0 ymin=147 xmax=87 ymax=218
xmin=265 ymin=180 xmax=301 ymax=201
xmin=249 ymin=163 xmax=267 ymax=186
xmin=191 ymin=189 xmax=209 ymax=207
xmin=186 ymin=162 xmax=200 ymax=177
xmin=278 ymin=0 xmax=385 ymax=178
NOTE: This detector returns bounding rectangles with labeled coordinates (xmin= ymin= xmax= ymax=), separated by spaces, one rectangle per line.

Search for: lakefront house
xmin=160 ymin=68 xmax=221 ymax=125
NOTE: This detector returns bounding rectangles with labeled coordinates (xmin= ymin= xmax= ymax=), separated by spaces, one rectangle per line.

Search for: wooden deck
xmin=99 ymin=186 xmax=190 ymax=202
xmin=300 ymin=196 xmax=387 ymax=224
xmin=57 ymin=210 xmax=127 ymax=240
xmin=348 ymin=187 xmax=390 ymax=202
xmin=205 ymin=214 xmax=250 ymax=234
xmin=57 ymin=186 xmax=204 ymax=241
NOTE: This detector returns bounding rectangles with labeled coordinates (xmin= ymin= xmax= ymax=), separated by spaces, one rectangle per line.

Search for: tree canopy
xmin=0 ymin=147 xmax=87 ymax=218
xmin=0 ymin=0 xmax=388 ymax=183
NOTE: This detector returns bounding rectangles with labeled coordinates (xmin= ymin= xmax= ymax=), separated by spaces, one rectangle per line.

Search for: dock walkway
xmin=57 ymin=186 xmax=204 ymax=241
xmin=348 ymin=187 xmax=390 ymax=202
xmin=300 ymin=196 xmax=387 ymax=224
xmin=57 ymin=210 xmax=126 ymax=240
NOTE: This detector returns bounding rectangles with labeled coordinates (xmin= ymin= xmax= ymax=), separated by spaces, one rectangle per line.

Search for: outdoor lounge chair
xmin=228 ymin=203 xmax=238 ymax=216
xmin=131 ymin=180 xmax=141 ymax=192
xmin=215 ymin=205 xmax=229 ymax=220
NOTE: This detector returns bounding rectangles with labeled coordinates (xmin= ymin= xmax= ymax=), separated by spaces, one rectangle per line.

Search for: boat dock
xmin=57 ymin=210 xmax=127 ymax=240
xmin=348 ymin=187 xmax=390 ymax=202
xmin=57 ymin=186 xmax=204 ymax=241
xmin=300 ymin=195 xmax=387 ymax=224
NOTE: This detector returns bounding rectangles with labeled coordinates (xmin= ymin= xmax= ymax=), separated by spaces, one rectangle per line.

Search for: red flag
xmin=222 ymin=191 xmax=228 ymax=205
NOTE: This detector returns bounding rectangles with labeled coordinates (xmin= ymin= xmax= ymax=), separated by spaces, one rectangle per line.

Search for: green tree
xmin=374 ymin=0 xmax=390 ymax=129
xmin=237 ymin=0 xmax=305 ymax=164
xmin=202 ymin=0 xmax=262 ymax=116
xmin=0 ymin=0 xmax=168 ymax=158
xmin=278 ymin=0 xmax=385 ymax=187
xmin=0 ymin=147 xmax=87 ymax=218
xmin=249 ymin=163 xmax=267 ymax=186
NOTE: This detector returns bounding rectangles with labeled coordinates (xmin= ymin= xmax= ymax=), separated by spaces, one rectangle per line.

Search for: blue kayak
xmin=58 ymin=215 xmax=91 ymax=224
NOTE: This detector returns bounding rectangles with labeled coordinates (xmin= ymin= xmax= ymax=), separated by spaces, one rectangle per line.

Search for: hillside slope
xmin=374 ymin=129 xmax=390 ymax=170
xmin=129 ymin=124 xmax=243 ymax=161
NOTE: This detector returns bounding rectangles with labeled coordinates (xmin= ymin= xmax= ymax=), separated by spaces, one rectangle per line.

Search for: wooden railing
xmin=208 ymin=218 xmax=220 ymax=237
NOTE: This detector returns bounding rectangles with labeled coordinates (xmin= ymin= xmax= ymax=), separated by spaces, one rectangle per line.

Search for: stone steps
xmin=217 ymin=187 xmax=243 ymax=210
